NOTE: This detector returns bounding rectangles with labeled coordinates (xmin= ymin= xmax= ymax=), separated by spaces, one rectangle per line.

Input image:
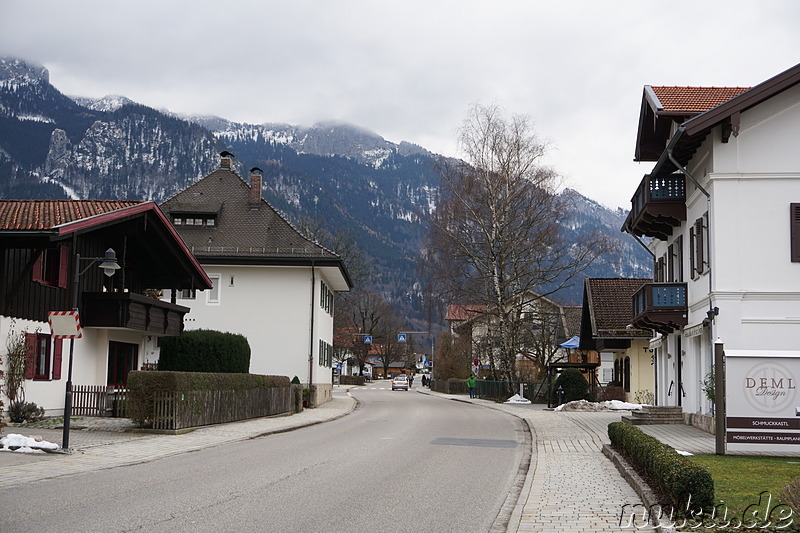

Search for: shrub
xmin=608 ymin=422 xmax=714 ymax=513
xmin=781 ymin=477 xmax=800 ymax=518
xmin=554 ymin=368 xmax=590 ymax=403
xmin=126 ymin=371 xmax=289 ymax=424
xmin=339 ymin=375 xmax=366 ymax=386
xmin=158 ymin=329 xmax=250 ymax=373
xmin=599 ymin=385 xmax=626 ymax=402
xmin=9 ymin=401 xmax=45 ymax=423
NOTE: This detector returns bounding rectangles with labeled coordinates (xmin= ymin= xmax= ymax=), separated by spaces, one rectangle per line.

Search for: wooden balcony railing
xmin=628 ymin=175 xmax=686 ymax=240
xmin=80 ymin=292 xmax=189 ymax=336
xmin=631 ymin=282 xmax=688 ymax=334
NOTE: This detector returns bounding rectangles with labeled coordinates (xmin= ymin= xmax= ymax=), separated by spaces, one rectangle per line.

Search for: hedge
xmin=339 ymin=375 xmax=366 ymax=386
xmin=158 ymin=329 xmax=250 ymax=373
xmin=608 ymin=422 xmax=714 ymax=513
xmin=127 ymin=371 xmax=290 ymax=424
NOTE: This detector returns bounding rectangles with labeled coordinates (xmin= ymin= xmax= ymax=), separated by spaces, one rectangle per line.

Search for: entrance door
xmin=107 ymin=341 xmax=138 ymax=387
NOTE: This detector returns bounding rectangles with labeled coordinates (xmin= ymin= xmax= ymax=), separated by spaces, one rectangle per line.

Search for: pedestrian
xmin=409 ymin=374 xmax=414 ymax=387
xmin=421 ymin=375 xmax=427 ymax=387
xmin=467 ymin=374 xmax=477 ymax=399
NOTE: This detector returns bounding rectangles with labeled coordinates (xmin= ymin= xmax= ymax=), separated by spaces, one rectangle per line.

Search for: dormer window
xmin=172 ymin=215 xmax=217 ymax=227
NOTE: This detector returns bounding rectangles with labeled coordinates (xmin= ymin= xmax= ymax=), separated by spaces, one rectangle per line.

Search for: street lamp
xmin=62 ymin=248 xmax=120 ymax=450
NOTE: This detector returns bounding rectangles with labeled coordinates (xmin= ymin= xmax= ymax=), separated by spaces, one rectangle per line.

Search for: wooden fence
xmin=151 ymin=387 xmax=292 ymax=431
xmin=71 ymin=385 xmax=129 ymax=417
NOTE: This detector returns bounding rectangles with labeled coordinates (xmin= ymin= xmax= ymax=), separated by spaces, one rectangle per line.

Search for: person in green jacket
xmin=467 ymin=374 xmax=477 ymax=399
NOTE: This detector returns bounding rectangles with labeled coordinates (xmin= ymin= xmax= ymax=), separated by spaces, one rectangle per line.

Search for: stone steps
xmin=621 ymin=405 xmax=684 ymax=426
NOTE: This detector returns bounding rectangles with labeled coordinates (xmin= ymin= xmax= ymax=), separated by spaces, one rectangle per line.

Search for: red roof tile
xmin=446 ymin=304 xmax=487 ymax=321
xmin=649 ymin=86 xmax=751 ymax=114
xmin=0 ymin=200 xmax=142 ymax=231
xmin=585 ymin=278 xmax=652 ymax=338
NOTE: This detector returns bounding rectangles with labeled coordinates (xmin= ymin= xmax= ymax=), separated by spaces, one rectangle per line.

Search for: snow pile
xmin=554 ymin=399 xmax=644 ymax=412
xmin=676 ymin=449 xmax=694 ymax=456
xmin=0 ymin=433 xmax=60 ymax=453
xmin=504 ymin=394 xmax=531 ymax=404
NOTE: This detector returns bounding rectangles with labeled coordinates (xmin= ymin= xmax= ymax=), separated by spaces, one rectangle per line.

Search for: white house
xmin=0 ymin=201 xmax=211 ymax=417
xmin=623 ymin=63 xmax=800 ymax=441
xmin=160 ymin=153 xmax=352 ymax=406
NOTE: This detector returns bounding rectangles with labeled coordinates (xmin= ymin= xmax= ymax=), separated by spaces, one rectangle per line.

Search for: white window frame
xmin=207 ymin=274 xmax=221 ymax=305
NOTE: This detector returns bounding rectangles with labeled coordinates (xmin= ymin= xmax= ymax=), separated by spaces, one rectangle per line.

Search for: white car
xmin=391 ymin=375 xmax=409 ymax=391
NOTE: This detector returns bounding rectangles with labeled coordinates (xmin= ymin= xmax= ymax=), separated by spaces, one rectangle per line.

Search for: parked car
xmin=392 ymin=375 xmax=409 ymax=391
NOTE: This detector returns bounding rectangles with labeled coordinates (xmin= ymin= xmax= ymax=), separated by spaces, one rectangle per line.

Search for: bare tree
xmin=423 ymin=104 xmax=614 ymax=383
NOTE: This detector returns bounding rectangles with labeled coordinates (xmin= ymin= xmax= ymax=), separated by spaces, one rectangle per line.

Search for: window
xmin=320 ymin=281 xmax=334 ymax=315
xmin=24 ymin=333 xmax=62 ymax=380
xmin=318 ymin=339 xmax=333 ymax=367
xmin=173 ymin=217 xmax=182 ymax=226
xmin=792 ymin=204 xmax=800 ymax=262
xmin=31 ymin=245 xmax=69 ymax=288
xmin=107 ymin=341 xmax=138 ymax=386
xmin=673 ymin=236 xmax=684 ymax=282
xmin=179 ymin=288 xmax=196 ymax=299
xmin=689 ymin=214 xmax=708 ymax=278
xmin=207 ymin=274 xmax=221 ymax=305
xmin=172 ymin=215 xmax=216 ymax=227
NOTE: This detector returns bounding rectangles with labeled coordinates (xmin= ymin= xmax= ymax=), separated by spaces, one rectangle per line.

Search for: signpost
xmin=397 ymin=334 xmax=407 ymax=343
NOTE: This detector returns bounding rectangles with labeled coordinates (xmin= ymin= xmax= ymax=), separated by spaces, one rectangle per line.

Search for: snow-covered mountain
xmin=0 ymin=56 xmax=652 ymax=317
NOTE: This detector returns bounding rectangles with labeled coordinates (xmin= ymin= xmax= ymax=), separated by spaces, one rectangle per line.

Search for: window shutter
xmin=52 ymin=338 xmax=63 ymax=380
xmin=58 ymin=245 xmax=70 ymax=288
xmin=695 ymin=218 xmax=705 ymax=274
xmin=31 ymin=251 xmax=44 ymax=283
xmin=24 ymin=333 xmax=36 ymax=379
xmin=792 ymin=204 xmax=800 ymax=262
xmin=689 ymin=226 xmax=696 ymax=277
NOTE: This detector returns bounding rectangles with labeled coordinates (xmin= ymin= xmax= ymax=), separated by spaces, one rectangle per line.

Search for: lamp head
xmin=99 ymin=248 xmax=121 ymax=277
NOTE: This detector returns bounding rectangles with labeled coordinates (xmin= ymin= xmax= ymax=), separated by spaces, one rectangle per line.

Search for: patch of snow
xmin=554 ymin=399 xmax=644 ymax=412
xmin=505 ymin=394 xmax=531 ymax=404
xmin=18 ymin=114 xmax=55 ymax=123
xmin=676 ymin=449 xmax=693 ymax=456
xmin=0 ymin=433 xmax=59 ymax=452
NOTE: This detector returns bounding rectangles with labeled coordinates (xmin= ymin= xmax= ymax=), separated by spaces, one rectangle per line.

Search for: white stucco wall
xmin=173 ymin=264 xmax=335 ymax=386
xmin=648 ymin=83 xmax=800 ymax=415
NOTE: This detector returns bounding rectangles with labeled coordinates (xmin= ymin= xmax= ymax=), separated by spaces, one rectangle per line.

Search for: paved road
xmin=2 ymin=384 xmax=524 ymax=533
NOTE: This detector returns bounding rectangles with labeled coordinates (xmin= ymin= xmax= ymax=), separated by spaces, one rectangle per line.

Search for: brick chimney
xmin=249 ymin=167 xmax=263 ymax=209
xmin=220 ymin=151 xmax=234 ymax=169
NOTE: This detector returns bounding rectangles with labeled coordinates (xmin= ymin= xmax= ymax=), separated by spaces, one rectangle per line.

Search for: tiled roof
xmin=649 ymin=86 xmax=751 ymax=114
xmin=0 ymin=200 xmax=142 ymax=231
xmin=446 ymin=304 xmax=487 ymax=321
xmin=160 ymin=167 xmax=339 ymax=260
xmin=585 ymin=278 xmax=652 ymax=338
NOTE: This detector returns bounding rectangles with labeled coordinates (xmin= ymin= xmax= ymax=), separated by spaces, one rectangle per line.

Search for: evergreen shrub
xmin=608 ymin=422 xmax=714 ymax=512
xmin=158 ymin=329 xmax=250 ymax=373
xmin=554 ymin=368 xmax=591 ymax=403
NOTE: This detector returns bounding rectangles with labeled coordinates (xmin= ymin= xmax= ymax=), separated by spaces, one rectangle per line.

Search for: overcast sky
xmin=2 ymin=1 xmax=799 ymax=209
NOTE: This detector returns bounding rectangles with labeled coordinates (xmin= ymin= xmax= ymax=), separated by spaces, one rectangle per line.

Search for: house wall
xmin=649 ymin=83 xmax=800 ymax=416
xmin=174 ymin=264 xmax=335 ymax=402
xmin=0 ymin=315 xmax=152 ymax=415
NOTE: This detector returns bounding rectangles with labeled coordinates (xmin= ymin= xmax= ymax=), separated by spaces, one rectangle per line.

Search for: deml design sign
xmin=725 ymin=351 xmax=800 ymax=453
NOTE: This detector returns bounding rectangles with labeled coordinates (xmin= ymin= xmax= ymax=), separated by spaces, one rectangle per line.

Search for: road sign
xmin=363 ymin=336 xmax=372 ymax=344
xmin=398 ymin=334 xmax=407 ymax=343
xmin=48 ymin=311 xmax=82 ymax=339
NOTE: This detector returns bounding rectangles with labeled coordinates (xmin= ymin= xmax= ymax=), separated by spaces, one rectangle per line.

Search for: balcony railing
xmin=628 ymin=175 xmax=686 ymax=240
xmin=80 ymin=292 xmax=189 ymax=336
xmin=631 ymin=282 xmax=688 ymax=334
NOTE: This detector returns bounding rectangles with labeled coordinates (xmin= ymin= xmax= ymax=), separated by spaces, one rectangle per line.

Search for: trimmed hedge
xmin=158 ymin=329 xmax=250 ymax=373
xmin=608 ymin=422 xmax=714 ymax=512
xmin=127 ymin=371 xmax=290 ymax=424
xmin=339 ymin=375 xmax=366 ymax=386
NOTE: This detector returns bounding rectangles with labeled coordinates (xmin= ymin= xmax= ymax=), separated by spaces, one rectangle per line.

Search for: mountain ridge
xmin=0 ymin=56 xmax=652 ymax=321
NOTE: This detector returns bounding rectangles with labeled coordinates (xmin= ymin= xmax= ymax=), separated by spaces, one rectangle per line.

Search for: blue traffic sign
xmin=398 ymin=334 xmax=407 ymax=343
xmin=363 ymin=336 xmax=372 ymax=344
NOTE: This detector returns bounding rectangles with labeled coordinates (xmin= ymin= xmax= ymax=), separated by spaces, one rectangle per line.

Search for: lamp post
xmin=62 ymin=248 xmax=120 ymax=451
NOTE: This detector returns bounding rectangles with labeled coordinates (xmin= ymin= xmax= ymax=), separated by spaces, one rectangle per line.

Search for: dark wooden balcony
xmin=631 ymin=282 xmax=688 ymax=334
xmin=80 ymin=292 xmax=189 ymax=336
xmin=628 ymin=175 xmax=686 ymax=240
